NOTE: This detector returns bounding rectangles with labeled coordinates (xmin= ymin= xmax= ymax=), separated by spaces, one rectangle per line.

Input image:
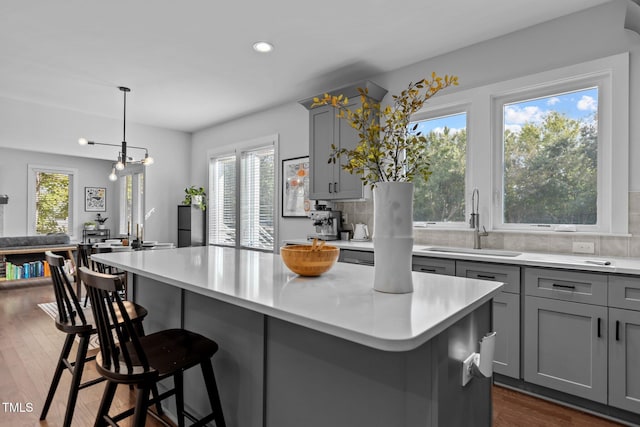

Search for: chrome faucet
xmin=470 ymin=188 xmax=488 ymax=249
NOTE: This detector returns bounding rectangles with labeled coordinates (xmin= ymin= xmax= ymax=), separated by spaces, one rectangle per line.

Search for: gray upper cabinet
xmin=300 ymin=81 xmax=387 ymax=200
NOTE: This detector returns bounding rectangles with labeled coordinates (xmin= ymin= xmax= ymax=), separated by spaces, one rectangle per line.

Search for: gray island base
xmin=92 ymin=246 xmax=503 ymax=427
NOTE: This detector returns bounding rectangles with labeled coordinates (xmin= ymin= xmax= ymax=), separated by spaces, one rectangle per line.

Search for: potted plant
xmin=183 ymin=186 xmax=207 ymax=211
xmin=84 ymin=221 xmax=96 ymax=231
xmin=311 ymin=73 xmax=458 ymax=293
xmin=95 ymin=213 xmax=108 ymax=230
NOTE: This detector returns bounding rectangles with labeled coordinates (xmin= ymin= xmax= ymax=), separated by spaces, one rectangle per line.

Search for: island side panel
xmin=433 ymin=300 xmax=493 ymax=426
xmin=265 ymin=316 xmax=420 ymax=427
xmin=183 ymin=290 xmax=265 ymax=427
xmin=265 ymin=301 xmax=493 ymax=427
xmin=133 ymin=275 xmax=265 ymax=427
xmin=133 ymin=275 xmax=182 ymax=332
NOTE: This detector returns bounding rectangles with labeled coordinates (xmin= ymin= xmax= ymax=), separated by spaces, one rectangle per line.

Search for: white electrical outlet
xmin=461 ymin=353 xmax=478 ymax=386
xmin=573 ymin=241 xmax=595 ymax=254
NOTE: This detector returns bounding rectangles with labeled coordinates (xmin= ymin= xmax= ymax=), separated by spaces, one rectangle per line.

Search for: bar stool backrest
xmin=78 ymin=266 xmax=151 ymax=376
xmin=45 ymin=251 xmax=88 ymax=329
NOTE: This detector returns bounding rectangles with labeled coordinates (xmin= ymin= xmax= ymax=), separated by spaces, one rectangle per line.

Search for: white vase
xmin=372 ymin=181 xmax=414 ymax=293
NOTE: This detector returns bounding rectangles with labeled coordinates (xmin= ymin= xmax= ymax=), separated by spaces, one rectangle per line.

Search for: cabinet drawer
xmin=609 ymin=275 xmax=640 ymax=311
xmin=412 ymin=256 xmax=455 ymax=276
xmin=338 ymin=249 xmax=374 ymax=266
xmin=456 ymin=261 xmax=520 ymax=294
xmin=524 ymin=267 xmax=607 ymax=305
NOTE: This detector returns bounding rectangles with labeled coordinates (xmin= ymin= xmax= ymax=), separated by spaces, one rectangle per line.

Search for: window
xmin=28 ymin=165 xmax=77 ymax=236
xmin=210 ymin=155 xmax=237 ymax=245
xmin=500 ymin=87 xmax=598 ymax=228
xmin=240 ymin=147 xmax=275 ymax=250
xmin=117 ymin=164 xmax=145 ymax=237
xmin=491 ymin=53 xmax=628 ymax=234
xmin=209 ymin=135 xmax=277 ymax=251
xmin=411 ymin=111 xmax=467 ymax=225
xmin=411 ymin=53 xmax=628 ymax=235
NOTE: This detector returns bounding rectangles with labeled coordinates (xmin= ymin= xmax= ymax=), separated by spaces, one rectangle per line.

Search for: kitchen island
xmin=92 ymin=246 xmax=503 ymax=427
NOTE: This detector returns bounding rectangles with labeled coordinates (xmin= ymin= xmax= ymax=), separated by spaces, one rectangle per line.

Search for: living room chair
xmin=40 ymin=252 xmax=149 ymax=427
xmin=79 ymin=266 xmax=226 ymax=427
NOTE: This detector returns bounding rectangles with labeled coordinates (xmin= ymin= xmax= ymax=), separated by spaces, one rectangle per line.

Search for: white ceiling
xmin=0 ymin=0 xmax=610 ymax=133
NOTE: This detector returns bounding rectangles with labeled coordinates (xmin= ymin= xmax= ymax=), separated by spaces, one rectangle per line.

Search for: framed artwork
xmin=282 ymin=156 xmax=310 ymax=217
xmin=85 ymin=187 xmax=106 ymax=212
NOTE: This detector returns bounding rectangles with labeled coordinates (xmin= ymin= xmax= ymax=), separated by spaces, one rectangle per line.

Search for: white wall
xmin=0 ymin=147 xmax=115 ymax=239
xmin=0 ymin=97 xmax=191 ymax=243
xmin=191 ymin=0 xmax=640 ymax=248
xmin=191 ymin=102 xmax=317 ymax=245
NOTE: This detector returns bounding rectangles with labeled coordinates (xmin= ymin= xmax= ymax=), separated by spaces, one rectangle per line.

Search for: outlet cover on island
xmin=573 ymin=241 xmax=595 ymax=254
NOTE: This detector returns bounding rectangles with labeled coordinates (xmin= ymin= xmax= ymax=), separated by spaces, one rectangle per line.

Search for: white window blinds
xmin=240 ymin=146 xmax=275 ymax=250
xmin=209 ymin=154 xmax=237 ymax=245
xmin=208 ymin=140 xmax=276 ymax=251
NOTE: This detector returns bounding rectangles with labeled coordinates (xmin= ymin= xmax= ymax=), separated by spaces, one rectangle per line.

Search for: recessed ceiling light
xmin=252 ymin=41 xmax=274 ymax=53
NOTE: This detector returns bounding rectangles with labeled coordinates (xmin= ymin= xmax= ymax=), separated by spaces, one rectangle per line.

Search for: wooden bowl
xmin=280 ymin=244 xmax=340 ymax=276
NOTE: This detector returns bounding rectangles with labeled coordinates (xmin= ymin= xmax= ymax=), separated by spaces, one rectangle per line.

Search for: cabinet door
xmin=524 ymin=296 xmax=607 ymax=403
xmin=456 ymin=261 xmax=521 ymax=379
xmin=493 ymin=292 xmax=520 ymax=378
xmin=309 ymin=105 xmax=337 ymax=200
xmin=609 ymin=308 xmax=640 ymax=414
xmin=333 ymin=100 xmax=363 ymax=199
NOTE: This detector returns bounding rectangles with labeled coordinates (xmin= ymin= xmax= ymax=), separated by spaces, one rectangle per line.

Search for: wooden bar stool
xmin=79 ymin=266 xmax=226 ymax=427
xmin=40 ymin=252 xmax=149 ymax=427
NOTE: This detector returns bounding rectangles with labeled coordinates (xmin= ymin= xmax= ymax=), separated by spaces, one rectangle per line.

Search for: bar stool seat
xmin=40 ymin=251 xmax=150 ymax=427
xmin=79 ymin=266 xmax=226 ymax=427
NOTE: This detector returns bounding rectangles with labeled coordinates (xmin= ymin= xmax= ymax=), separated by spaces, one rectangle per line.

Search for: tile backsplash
xmin=336 ymin=191 xmax=640 ymax=258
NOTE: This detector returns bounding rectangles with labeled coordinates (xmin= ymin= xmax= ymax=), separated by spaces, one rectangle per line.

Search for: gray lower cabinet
xmin=608 ymin=275 xmax=640 ymax=414
xmin=608 ymin=308 xmax=640 ymax=414
xmin=524 ymin=295 xmax=608 ymax=403
xmin=338 ymin=249 xmax=374 ymax=266
xmin=492 ymin=291 xmax=520 ymax=379
xmin=524 ymin=267 xmax=609 ymax=403
xmin=412 ymin=256 xmax=455 ymax=276
xmin=456 ymin=261 xmax=520 ymax=378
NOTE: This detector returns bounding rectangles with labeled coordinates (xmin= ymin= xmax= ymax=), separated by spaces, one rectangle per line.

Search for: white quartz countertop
xmin=92 ymin=246 xmax=503 ymax=352
xmin=284 ymin=239 xmax=640 ymax=275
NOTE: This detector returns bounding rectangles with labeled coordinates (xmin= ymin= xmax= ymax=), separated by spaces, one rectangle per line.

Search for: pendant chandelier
xmin=78 ymin=86 xmax=153 ymax=181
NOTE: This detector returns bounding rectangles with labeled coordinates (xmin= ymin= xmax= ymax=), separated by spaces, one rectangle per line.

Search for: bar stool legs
xmin=40 ymin=331 xmax=102 ymax=427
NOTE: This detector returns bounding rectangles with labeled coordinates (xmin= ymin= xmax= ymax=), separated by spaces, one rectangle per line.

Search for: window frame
xmin=207 ymin=134 xmax=279 ymax=252
xmin=27 ymin=164 xmax=78 ymax=237
xmin=490 ymin=53 xmax=628 ymax=234
xmin=410 ymin=104 xmax=471 ymax=229
xmin=408 ymin=52 xmax=628 ymax=236
xmin=116 ymin=163 xmax=145 ymax=237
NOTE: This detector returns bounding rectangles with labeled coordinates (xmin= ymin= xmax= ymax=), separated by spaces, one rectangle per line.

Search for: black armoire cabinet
xmin=178 ymin=205 xmax=205 ymax=247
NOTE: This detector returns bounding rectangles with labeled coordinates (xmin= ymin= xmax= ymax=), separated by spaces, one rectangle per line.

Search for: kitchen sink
xmin=419 ymin=246 xmax=522 ymax=257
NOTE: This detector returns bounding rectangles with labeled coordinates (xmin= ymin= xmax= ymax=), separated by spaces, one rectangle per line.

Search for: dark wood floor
xmin=0 ymin=283 xmax=625 ymax=426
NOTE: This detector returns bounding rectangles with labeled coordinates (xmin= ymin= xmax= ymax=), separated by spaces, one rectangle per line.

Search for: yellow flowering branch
xmin=311 ymin=73 xmax=458 ymax=187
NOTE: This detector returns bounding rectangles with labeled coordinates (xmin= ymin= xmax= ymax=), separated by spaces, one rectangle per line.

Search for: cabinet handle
xmin=329 ymin=183 xmax=333 ymax=193
xmin=552 ymin=283 xmax=576 ymax=290
xmin=334 ymin=182 xmax=338 ymax=193
xmin=477 ymin=274 xmax=496 ymax=280
xmin=597 ymin=317 xmax=601 ymax=338
xmin=616 ymin=320 xmax=620 ymax=341
xmin=419 ymin=268 xmax=437 ymax=273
